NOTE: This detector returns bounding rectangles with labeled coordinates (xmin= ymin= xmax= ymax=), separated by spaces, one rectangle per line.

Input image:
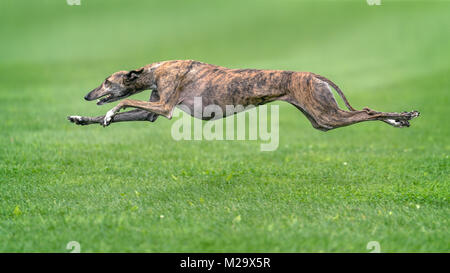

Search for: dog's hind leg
xmin=307 ymin=108 xmax=420 ymax=130
xmin=68 ymin=109 xmax=158 ymax=126
xmin=288 ymin=75 xmax=419 ymax=131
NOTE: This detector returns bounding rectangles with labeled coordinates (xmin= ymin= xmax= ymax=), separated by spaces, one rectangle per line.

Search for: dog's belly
xmin=177 ymin=86 xmax=284 ymax=120
xmin=177 ymin=69 xmax=292 ymax=119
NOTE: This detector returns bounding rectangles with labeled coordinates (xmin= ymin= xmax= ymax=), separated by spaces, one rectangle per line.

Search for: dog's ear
xmin=125 ymin=68 xmax=144 ymax=83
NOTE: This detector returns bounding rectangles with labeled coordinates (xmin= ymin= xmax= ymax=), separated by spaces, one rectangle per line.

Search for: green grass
xmin=0 ymin=0 xmax=449 ymax=252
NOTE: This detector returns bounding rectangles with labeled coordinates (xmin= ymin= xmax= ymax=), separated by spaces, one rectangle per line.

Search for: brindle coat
xmin=68 ymin=60 xmax=419 ymax=131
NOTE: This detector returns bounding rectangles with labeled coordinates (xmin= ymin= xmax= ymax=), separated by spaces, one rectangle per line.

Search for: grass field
xmin=0 ymin=0 xmax=448 ymax=252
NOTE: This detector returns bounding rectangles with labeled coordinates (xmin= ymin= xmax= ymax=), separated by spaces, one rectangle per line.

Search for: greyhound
xmin=68 ymin=60 xmax=419 ymax=130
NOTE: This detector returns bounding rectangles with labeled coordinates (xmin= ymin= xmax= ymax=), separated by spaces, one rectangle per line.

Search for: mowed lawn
xmin=0 ymin=0 xmax=448 ymax=252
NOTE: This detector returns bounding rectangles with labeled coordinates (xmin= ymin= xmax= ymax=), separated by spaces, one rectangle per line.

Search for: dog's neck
xmin=134 ymin=69 xmax=157 ymax=91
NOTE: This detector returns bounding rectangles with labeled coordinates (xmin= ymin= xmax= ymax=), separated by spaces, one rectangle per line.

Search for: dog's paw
xmin=385 ymin=119 xmax=410 ymax=128
xmin=102 ymin=110 xmax=115 ymax=127
xmin=404 ymin=110 xmax=420 ymax=120
xmin=68 ymin=116 xmax=88 ymax=125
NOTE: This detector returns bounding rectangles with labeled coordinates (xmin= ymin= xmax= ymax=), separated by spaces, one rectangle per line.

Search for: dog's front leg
xmin=67 ymin=115 xmax=100 ymax=125
xmin=68 ymin=109 xmax=158 ymax=125
xmin=103 ymin=99 xmax=175 ymax=127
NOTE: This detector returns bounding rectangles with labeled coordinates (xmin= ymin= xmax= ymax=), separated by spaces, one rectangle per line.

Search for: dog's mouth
xmin=96 ymin=93 xmax=113 ymax=105
xmin=96 ymin=94 xmax=127 ymax=105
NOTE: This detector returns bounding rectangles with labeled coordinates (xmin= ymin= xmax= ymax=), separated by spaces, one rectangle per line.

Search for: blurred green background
xmin=0 ymin=0 xmax=448 ymax=252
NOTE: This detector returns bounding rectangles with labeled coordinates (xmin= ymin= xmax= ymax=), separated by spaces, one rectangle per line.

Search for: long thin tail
xmin=312 ymin=73 xmax=356 ymax=111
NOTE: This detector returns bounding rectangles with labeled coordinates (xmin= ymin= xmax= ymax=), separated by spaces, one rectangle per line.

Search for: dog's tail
xmin=312 ymin=73 xmax=356 ymax=111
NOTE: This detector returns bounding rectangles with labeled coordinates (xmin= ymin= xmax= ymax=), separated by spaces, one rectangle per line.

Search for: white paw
xmin=103 ymin=110 xmax=115 ymax=127
xmin=70 ymin=116 xmax=82 ymax=122
xmin=411 ymin=110 xmax=420 ymax=118
xmin=68 ymin=115 xmax=86 ymax=125
xmin=385 ymin=118 xmax=410 ymax=128
xmin=385 ymin=119 xmax=402 ymax=127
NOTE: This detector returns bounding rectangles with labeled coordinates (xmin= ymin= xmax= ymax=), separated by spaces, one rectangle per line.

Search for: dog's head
xmin=84 ymin=68 xmax=146 ymax=105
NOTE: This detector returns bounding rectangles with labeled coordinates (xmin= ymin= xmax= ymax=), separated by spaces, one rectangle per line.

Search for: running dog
xmin=68 ymin=60 xmax=419 ymax=130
